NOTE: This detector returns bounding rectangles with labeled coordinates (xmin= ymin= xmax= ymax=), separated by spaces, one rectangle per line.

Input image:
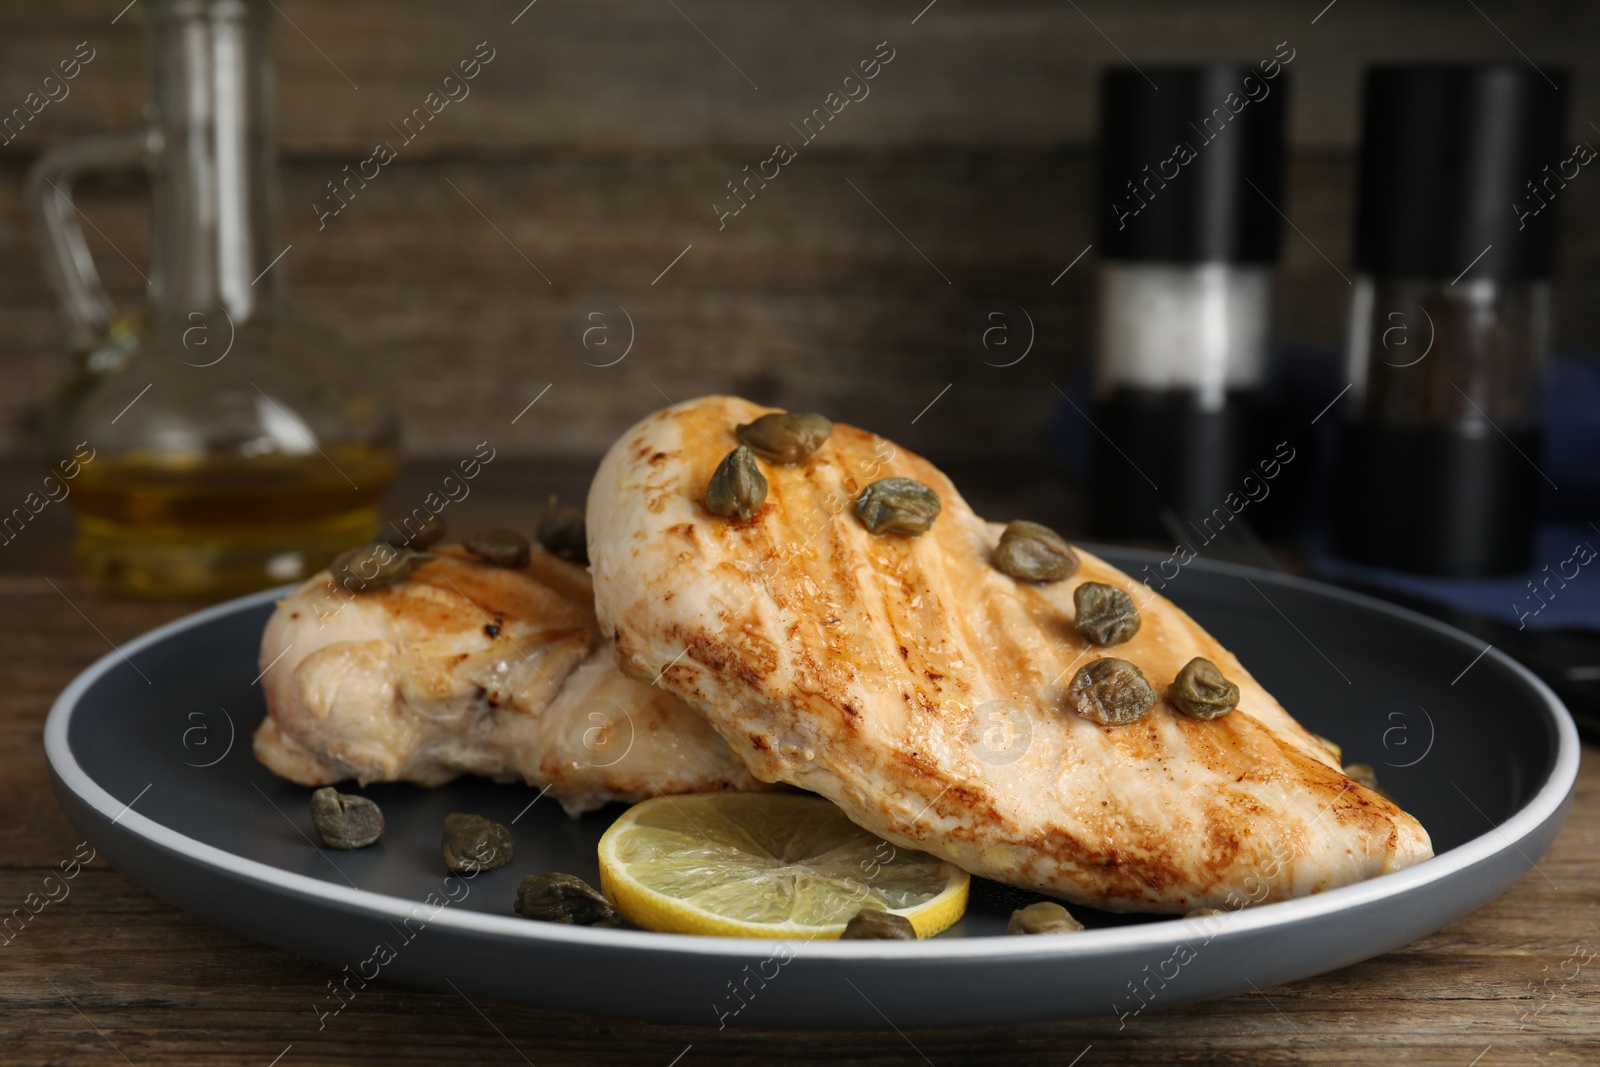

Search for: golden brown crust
xmin=588 ymin=396 xmax=1434 ymax=911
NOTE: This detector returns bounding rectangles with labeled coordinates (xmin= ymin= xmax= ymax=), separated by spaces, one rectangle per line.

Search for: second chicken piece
xmin=254 ymin=545 xmax=766 ymax=815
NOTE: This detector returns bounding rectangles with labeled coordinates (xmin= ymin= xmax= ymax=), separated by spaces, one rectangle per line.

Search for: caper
xmin=1072 ymin=581 xmax=1141 ymax=646
xmin=1168 ymin=657 xmax=1241 ymax=721
xmin=1006 ymin=901 xmax=1084 ymax=935
xmin=1184 ymin=907 xmax=1226 ymax=919
xmin=1067 ymin=657 xmax=1155 ymax=726
xmin=329 ymin=543 xmax=433 ymax=592
xmin=705 ymin=445 xmax=767 ymax=522
xmin=464 ymin=527 xmax=531 ymax=568
xmin=854 ymin=477 xmax=941 ymax=536
xmin=514 ymin=872 xmax=621 ymax=926
xmin=309 ymin=787 xmax=384 ymax=850
xmin=839 ymin=908 xmax=916 ymax=940
xmin=537 ymin=496 xmax=588 ymax=563
xmin=1316 ymin=735 xmax=1343 ymax=761
xmin=441 ymin=813 xmax=514 ymax=873
xmin=735 ymin=411 xmax=833 ymax=464
xmin=382 ymin=511 xmax=446 ymax=550
xmin=992 ymin=520 xmax=1079 ymax=583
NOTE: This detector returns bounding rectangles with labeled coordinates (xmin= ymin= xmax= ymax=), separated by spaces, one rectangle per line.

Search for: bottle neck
xmin=148 ymin=0 xmax=282 ymax=324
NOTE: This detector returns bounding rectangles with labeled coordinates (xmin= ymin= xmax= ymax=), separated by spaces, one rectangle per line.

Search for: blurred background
xmin=5 ymin=0 xmax=1600 ymax=687
xmin=6 ymin=1 xmax=1597 ymax=465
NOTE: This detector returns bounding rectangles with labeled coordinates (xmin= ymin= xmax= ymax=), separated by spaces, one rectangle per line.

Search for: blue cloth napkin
xmin=1308 ymin=522 xmax=1600 ymax=631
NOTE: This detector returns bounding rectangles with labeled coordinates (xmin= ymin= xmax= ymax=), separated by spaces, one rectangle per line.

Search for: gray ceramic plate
xmin=46 ymin=550 xmax=1578 ymax=1028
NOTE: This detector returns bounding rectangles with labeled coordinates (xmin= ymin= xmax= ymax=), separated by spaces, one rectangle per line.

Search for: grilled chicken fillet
xmin=587 ymin=396 xmax=1434 ymax=912
xmin=253 ymin=546 xmax=764 ymax=815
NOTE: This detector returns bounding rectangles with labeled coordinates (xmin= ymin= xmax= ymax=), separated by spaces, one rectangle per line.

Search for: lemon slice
xmin=598 ymin=793 xmax=969 ymax=939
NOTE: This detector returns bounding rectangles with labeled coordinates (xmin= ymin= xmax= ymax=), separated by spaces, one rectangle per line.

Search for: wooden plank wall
xmin=2 ymin=0 xmax=1597 ymax=463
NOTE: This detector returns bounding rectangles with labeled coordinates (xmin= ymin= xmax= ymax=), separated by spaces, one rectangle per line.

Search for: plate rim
xmin=45 ymin=557 xmax=1580 ymax=963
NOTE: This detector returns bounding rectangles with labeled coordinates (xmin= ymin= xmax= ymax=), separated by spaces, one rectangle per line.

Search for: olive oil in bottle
xmin=71 ymin=446 xmax=397 ymax=599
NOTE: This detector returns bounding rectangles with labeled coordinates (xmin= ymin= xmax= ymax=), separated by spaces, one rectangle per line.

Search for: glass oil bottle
xmin=29 ymin=0 xmax=398 ymax=598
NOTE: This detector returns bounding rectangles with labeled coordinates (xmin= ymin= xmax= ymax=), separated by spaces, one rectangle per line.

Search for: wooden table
xmin=4 ymin=460 xmax=1596 ymax=1066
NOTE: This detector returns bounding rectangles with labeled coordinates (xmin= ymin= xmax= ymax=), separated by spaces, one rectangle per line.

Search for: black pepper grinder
xmin=1333 ymin=65 xmax=1569 ymax=576
xmin=1091 ymin=65 xmax=1287 ymax=541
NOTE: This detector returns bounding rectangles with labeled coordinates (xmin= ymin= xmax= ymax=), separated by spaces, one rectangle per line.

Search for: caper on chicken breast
xmin=253 ymin=546 xmax=765 ymax=816
xmin=586 ymin=396 xmax=1433 ymax=913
